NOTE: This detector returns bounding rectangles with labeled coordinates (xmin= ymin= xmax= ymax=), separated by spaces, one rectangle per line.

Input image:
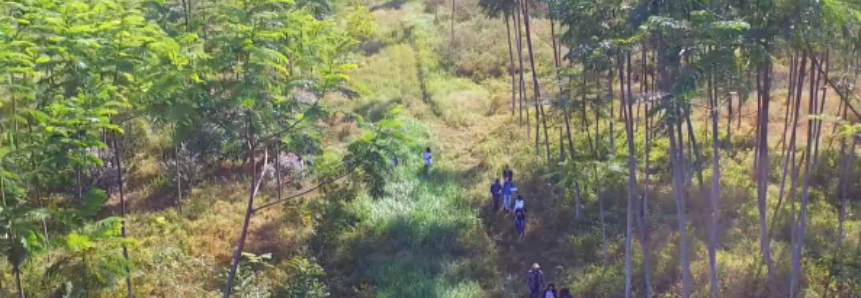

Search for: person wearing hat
xmin=526 ymin=263 xmax=545 ymax=298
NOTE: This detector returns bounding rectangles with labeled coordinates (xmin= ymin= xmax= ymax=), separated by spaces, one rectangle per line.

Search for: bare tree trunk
xmin=779 ymin=53 xmax=797 ymax=151
xmin=564 ymin=96 xmax=576 ymax=159
xmin=754 ymin=71 xmax=762 ymax=169
xmin=506 ymin=15 xmax=516 ymax=116
xmin=621 ymin=53 xmax=637 ymax=298
xmin=642 ymin=101 xmax=654 ymax=298
xmin=756 ymin=54 xmax=775 ymax=290
xmin=559 ymin=127 xmax=564 ymax=160
xmin=790 ymin=55 xmax=817 ymax=297
xmin=608 ymin=70 xmax=616 ymax=152
xmin=727 ymin=78 xmax=733 ymax=152
xmin=685 ymin=107 xmax=705 ymax=191
xmin=113 ymin=132 xmax=134 ymax=298
xmin=582 ymin=69 xmax=595 ymax=153
xmin=812 ymin=51 xmax=830 ymax=167
xmin=772 ymin=53 xmax=807 ymax=237
xmin=540 ymin=104 xmax=551 ymax=162
xmin=514 ymin=5 xmax=526 ymax=128
xmin=276 ymin=141 xmax=282 ymax=202
xmin=707 ymin=65 xmax=720 ymax=298
xmin=549 ymin=4 xmax=560 ymax=69
xmin=223 ymin=114 xmax=267 ymax=298
xmin=597 ymin=165 xmax=608 ymax=269
xmin=174 ymin=132 xmax=183 ymax=211
xmin=519 ymin=0 xmax=548 ymax=160
xmin=669 ymin=118 xmax=693 ymax=298
xmin=450 ymin=0 xmax=455 ymax=47
xmin=837 ymin=105 xmax=850 ymax=244
xmin=573 ymin=181 xmax=582 ymax=219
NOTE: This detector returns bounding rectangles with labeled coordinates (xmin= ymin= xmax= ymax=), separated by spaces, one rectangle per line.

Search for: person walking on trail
xmin=527 ymin=263 xmax=545 ymax=298
xmin=490 ymin=178 xmax=503 ymax=212
xmin=514 ymin=209 xmax=526 ymax=238
xmin=503 ymin=166 xmax=513 ymax=182
xmin=559 ymin=288 xmax=573 ymax=298
xmin=544 ymin=283 xmax=558 ymax=298
xmin=422 ymin=147 xmax=432 ymax=167
xmin=514 ymin=195 xmax=525 ymax=213
xmin=502 ymin=179 xmax=515 ymax=212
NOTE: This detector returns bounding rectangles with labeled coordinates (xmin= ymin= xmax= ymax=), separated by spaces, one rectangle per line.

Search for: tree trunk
xmin=608 ymin=70 xmax=616 ymax=152
xmin=813 ymin=51 xmax=830 ymax=168
xmin=521 ymin=0 xmax=543 ymax=155
xmin=223 ymin=114 xmax=266 ymax=298
xmin=559 ymin=127 xmax=564 ymax=160
xmin=810 ymin=53 xmax=823 ymax=166
xmin=790 ymin=55 xmax=817 ymax=298
xmin=506 ymin=15 xmax=516 ymax=116
xmin=707 ymin=66 xmax=720 ymax=298
xmin=597 ymin=164 xmax=608 ymax=269
xmin=564 ymin=98 xmax=576 ymax=159
xmin=573 ymin=181 xmax=582 ymax=219
xmin=113 ymin=132 xmax=134 ymax=298
xmin=175 ymin=137 xmax=183 ymax=211
xmin=772 ymin=53 xmax=807 ymax=237
xmin=549 ymin=5 xmax=560 ymax=69
xmin=837 ymin=105 xmax=850 ymax=244
xmin=642 ymin=101 xmax=654 ymax=298
xmin=685 ymin=107 xmax=705 ymax=191
xmin=754 ymin=71 xmax=762 ymax=170
xmin=450 ymin=0 xmax=455 ymax=47
xmin=756 ymin=53 xmax=775 ymax=290
xmin=541 ymin=104 xmax=551 ymax=162
xmin=780 ymin=53 xmax=797 ymax=151
xmin=621 ymin=53 xmax=637 ymax=298
xmin=669 ymin=119 xmax=693 ymax=298
xmin=582 ymin=68 xmax=595 ymax=153
xmin=276 ymin=141 xmax=283 ymax=202
xmin=514 ymin=5 xmax=526 ymax=128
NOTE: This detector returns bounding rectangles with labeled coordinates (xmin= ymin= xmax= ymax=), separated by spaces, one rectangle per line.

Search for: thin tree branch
xmin=252 ymin=172 xmax=350 ymax=212
xmin=805 ymin=42 xmax=861 ymax=120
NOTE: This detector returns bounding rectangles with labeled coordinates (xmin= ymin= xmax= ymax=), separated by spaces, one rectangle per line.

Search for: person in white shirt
xmin=422 ymin=147 xmax=432 ymax=167
xmin=514 ymin=195 xmax=525 ymax=212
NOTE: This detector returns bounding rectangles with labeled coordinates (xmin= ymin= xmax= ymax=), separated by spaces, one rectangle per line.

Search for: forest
xmin=1 ymin=0 xmax=860 ymax=297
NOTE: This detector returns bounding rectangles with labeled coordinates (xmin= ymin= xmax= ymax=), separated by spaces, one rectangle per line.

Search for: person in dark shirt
xmin=559 ymin=288 xmax=573 ymax=298
xmin=503 ymin=166 xmax=513 ymax=182
xmin=515 ymin=209 xmax=526 ymax=238
xmin=490 ymin=178 xmax=503 ymax=212
xmin=526 ymin=263 xmax=545 ymax=298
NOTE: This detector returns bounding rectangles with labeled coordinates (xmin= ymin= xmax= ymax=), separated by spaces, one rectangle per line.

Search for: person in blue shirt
xmin=515 ymin=208 xmax=526 ymax=238
xmin=502 ymin=179 xmax=515 ymax=213
xmin=490 ymin=178 xmax=502 ymax=212
xmin=422 ymin=147 xmax=432 ymax=167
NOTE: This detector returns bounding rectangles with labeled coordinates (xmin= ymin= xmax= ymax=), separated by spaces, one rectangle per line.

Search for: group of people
xmin=490 ymin=166 xmax=527 ymax=237
xmin=527 ymin=263 xmax=574 ymax=298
